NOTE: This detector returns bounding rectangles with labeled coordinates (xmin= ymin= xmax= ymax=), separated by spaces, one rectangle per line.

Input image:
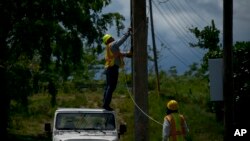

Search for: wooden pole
xmin=149 ymin=0 xmax=160 ymax=95
xmin=223 ymin=0 xmax=233 ymax=140
xmin=132 ymin=0 xmax=149 ymax=140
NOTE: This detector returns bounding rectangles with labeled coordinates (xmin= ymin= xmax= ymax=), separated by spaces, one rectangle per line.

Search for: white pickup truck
xmin=45 ymin=108 xmax=126 ymax=141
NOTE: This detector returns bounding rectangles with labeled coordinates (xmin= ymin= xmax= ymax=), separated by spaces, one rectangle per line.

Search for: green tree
xmin=0 ymin=0 xmax=125 ymax=138
xmin=233 ymin=41 xmax=250 ymax=125
xmin=189 ymin=20 xmax=222 ymax=74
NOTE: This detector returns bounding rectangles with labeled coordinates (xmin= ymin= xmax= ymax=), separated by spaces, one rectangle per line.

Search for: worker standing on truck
xmin=162 ymin=100 xmax=189 ymax=141
xmin=102 ymin=28 xmax=132 ymax=111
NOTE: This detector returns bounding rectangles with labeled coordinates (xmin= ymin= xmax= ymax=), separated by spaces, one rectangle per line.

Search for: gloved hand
xmin=127 ymin=27 xmax=132 ymax=34
xmin=125 ymin=51 xmax=133 ymax=58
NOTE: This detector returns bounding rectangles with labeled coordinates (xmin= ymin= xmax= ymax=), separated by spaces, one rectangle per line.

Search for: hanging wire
xmin=121 ymin=38 xmax=163 ymax=126
xmin=121 ymin=67 xmax=163 ymax=126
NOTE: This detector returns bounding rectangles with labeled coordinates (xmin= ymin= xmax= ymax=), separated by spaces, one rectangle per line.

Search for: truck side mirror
xmin=44 ymin=123 xmax=51 ymax=133
xmin=119 ymin=123 xmax=127 ymax=135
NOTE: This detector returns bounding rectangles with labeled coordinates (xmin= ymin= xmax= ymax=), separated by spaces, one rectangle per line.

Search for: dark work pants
xmin=103 ymin=65 xmax=119 ymax=108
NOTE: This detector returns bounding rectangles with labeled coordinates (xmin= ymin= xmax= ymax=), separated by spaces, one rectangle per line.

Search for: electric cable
xmin=121 ymin=39 xmax=163 ymax=126
xmin=121 ymin=67 xmax=163 ymax=126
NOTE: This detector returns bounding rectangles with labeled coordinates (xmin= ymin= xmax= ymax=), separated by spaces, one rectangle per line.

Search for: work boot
xmin=103 ymin=106 xmax=113 ymax=111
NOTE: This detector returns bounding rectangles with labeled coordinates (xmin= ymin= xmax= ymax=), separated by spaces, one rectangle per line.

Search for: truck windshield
xmin=55 ymin=113 xmax=115 ymax=130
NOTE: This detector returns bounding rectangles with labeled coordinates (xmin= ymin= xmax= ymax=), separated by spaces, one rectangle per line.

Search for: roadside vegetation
xmin=8 ymin=71 xmax=224 ymax=141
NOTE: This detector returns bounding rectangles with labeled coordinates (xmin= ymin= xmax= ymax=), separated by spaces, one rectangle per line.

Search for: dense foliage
xmin=0 ymin=0 xmax=125 ymax=138
xmin=233 ymin=41 xmax=250 ymax=124
xmin=8 ymin=73 xmax=224 ymax=141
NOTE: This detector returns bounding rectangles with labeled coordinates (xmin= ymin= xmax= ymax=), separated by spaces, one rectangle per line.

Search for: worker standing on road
xmin=162 ymin=100 xmax=189 ymax=141
xmin=102 ymin=28 xmax=132 ymax=111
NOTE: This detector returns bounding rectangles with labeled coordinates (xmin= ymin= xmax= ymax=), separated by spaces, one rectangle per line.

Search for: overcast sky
xmin=102 ymin=0 xmax=250 ymax=74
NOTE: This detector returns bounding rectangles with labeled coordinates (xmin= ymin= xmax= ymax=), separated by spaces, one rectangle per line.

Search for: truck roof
xmin=55 ymin=108 xmax=115 ymax=114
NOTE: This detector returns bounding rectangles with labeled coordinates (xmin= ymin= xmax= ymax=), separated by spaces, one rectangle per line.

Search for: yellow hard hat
xmin=102 ymin=34 xmax=112 ymax=44
xmin=167 ymin=100 xmax=178 ymax=110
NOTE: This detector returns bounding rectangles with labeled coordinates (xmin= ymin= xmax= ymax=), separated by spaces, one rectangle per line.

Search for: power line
xmin=182 ymin=0 xmax=210 ymax=25
xmin=155 ymin=34 xmax=190 ymax=67
xmin=152 ymin=0 xmax=202 ymax=59
xmin=160 ymin=0 xmax=196 ymax=42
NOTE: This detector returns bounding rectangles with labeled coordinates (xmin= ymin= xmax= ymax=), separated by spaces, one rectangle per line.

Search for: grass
xmin=8 ymin=75 xmax=224 ymax=141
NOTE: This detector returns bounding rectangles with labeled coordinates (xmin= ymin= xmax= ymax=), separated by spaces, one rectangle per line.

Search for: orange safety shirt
xmin=164 ymin=113 xmax=187 ymax=141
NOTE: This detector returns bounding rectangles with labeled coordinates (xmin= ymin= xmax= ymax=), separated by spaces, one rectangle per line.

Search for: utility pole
xmin=149 ymin=0 xmax=160 ymax=95
xmin=130 ymin=0 xmax=133 ymax=88
xmin=223 ymin=0 xmax=233 ymax=140
xmin=132 ymin=0 xmax=149 ymax=141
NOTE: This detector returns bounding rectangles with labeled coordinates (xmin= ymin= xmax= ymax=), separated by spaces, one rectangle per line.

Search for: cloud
xmin=103 ymin=0 xmax=250 ymax=74
xmin=233 ymin=1 xmax=250 ymax=42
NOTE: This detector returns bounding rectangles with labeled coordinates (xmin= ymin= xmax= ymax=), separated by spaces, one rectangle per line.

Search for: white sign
xmin=208 ymin=58 xmax=223 ymax=101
